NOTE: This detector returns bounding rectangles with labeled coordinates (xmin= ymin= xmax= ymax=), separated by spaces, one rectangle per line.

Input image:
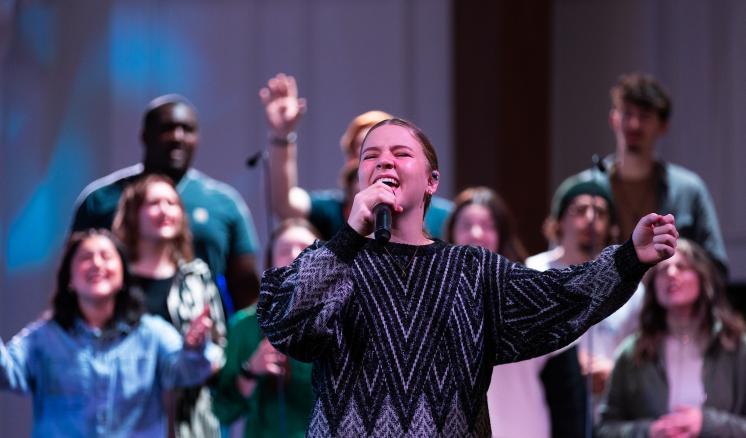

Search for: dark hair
xmin=112 ymin=174 xmax=194 ymax=264
xmin=142 ymin=94 xmax=197 ymax=132
xmin=264 ymin=218 xmax=322 ymax=268
xmin=361 ymin=117 xmax=439 ymax=216
xmin=444 ymin=187 xmax=528 ymax=263
xmin=610 ymin=73 xmax=672 ymax=122
xmin=635 ymin=239 xmax=744 ymax=362
xmin=53 ymin=229 xmax=144 ymax=330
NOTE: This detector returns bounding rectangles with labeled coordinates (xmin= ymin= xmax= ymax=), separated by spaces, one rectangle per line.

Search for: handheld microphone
xmin=373 ymin=204 xmax=392 ymax=244
xmin=374 ymin=180 xmax=395 ymax=244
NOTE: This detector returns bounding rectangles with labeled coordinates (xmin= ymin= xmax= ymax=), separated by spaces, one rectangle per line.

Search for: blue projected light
xmin=5 ymin=110 xmax=25 ymax=145
xmin=6 ymin=134 xmax=90 ymax=271
xmin=18 ymin=4 xmax=56 ymax=66
xmin=5 ymin=42 xmax=106 ymax=272
xmin=154 ymin=36 xmax=198 ymax=91
xmin=110 ymin=14 xmax=149 ymax=96
xmin=8 ymin=9 xmax=203 ymax=271
xmin=110 ymin=12 xmax=199 ymax=99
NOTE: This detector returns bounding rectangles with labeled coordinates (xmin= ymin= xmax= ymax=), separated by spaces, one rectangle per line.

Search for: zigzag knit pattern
xmin=258 ymin=225 xmax=646 ymax=437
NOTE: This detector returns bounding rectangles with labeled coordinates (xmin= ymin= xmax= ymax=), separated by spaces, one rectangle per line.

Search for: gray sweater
xmin=258 ymin=224 xmax=647 ymax=437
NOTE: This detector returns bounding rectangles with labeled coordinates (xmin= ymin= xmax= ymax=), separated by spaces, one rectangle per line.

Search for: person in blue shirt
xmin=0 ymin=229 xmax=217 ymax=437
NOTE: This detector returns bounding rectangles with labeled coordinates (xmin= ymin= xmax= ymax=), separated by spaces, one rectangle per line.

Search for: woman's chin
xmin=78 ymin=287 xmax=119 ymax=302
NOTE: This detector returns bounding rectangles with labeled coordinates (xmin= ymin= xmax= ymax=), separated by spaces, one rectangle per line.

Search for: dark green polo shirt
xmin=72 ymin=164 xmax=259 ymax=277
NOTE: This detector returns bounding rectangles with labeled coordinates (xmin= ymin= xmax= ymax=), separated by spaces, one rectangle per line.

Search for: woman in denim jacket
xmin=0 ymin=229 xmax=215 ymax=437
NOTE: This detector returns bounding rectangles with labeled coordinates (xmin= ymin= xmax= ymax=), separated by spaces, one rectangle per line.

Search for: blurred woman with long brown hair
xmin=598 ymin=239 xmax=746 ymax=437
xmin=0 ymin=230 xmax=215 ymax=436
xmin=113 ymin=174 xmax=226 ymax=437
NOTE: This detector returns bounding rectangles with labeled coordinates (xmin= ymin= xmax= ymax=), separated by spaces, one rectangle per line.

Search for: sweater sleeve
xmin=486 ymin=240 xmax=648 ymax=365
xmin=256 ymin=224 xmax=368 ymax=362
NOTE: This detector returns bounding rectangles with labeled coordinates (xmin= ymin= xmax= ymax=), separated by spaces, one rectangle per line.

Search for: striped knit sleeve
xmin=257 ymin=224 xmax=367 ymax=362
xmin=486 ymin=240 xmax=648 ymax=365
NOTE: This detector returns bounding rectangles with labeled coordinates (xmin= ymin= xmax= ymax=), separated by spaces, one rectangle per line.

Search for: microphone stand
xmin=246 ymin=148 xmax=286 ymax=437
xmin=246 ymin=149 xmax=275 ymax=238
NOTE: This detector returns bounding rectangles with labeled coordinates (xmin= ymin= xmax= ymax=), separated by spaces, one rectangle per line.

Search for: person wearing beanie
xmin=528 ymin=173 xmax=645 ymax=423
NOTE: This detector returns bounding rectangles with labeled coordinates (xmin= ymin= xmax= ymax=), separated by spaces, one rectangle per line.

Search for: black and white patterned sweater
xmin=257 ymin=224 xmax=648 ymax=437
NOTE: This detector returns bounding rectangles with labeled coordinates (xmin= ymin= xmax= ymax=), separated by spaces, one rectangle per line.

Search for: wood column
xmin=453 ymin=1 xmax=552 ymax=254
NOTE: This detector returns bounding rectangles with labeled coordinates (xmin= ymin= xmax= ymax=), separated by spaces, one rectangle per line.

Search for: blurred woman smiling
xmin=0 ymin=230 xmax=215 ymax=437
xmin=598 ymin=239 xmax=746 ymax=437
xmin=113 ymin=174 xmax=226 ymax=437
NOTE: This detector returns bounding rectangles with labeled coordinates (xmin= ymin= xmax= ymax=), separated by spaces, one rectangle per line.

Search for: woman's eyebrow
xmin=361 ymin=144 xmax=414 ymax=155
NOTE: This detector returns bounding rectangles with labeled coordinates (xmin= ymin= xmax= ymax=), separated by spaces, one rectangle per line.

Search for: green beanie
xmin=550 ymin=173 xmax=615 ymax=220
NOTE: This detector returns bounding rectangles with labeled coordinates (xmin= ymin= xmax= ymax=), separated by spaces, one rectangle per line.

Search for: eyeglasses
xmin=566 ymin=203 xmax=610 ymax=220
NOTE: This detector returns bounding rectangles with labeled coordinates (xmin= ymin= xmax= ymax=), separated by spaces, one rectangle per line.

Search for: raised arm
xmin=261 ymin=73 xmax=310 ymax=219
xmin=487 ymin=214 xmax=678 ymax=364
xmin=0 ymin=326 xmax=37 ymax=395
